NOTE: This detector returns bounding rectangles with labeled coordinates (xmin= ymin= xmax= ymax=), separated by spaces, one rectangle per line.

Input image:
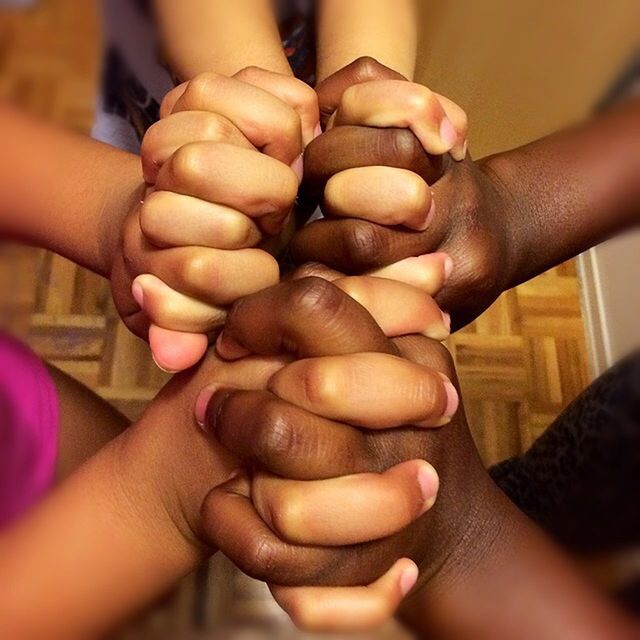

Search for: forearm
xmin=153 ymin=0 xmax=292 ymax=80
xmin=316 ymin=0 xmax=418 ymax=81
xmin=0 ymin=103 xmax=142 ymax=277
xmin=0 ymin=378 xmax=236 ymax=639
xmin=487 ymin=98 xmax=640 ymax=289
xmin=401 ymin=490 xmax=638 ymax=640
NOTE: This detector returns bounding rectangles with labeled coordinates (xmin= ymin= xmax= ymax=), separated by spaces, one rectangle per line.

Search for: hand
xmin=293 ymin=144 xmax=518 ymax=329
xmin=193 ymin=279 xmax=498 ymax=633
xmin=110 ymin=68 xmax=320 ymax=372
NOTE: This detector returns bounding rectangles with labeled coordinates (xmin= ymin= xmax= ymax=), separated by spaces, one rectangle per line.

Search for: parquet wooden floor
xmin=4 ymin=0 xmax=630 ymax=637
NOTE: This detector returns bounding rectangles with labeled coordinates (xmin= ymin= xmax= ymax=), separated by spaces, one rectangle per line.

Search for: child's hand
xmin=191 ymin=277 xmax=463 ymax=633
xmin=293 ymin=124 xmax=515 ymax=329
xmin=111 ymin=68 xmax=320 ymax=372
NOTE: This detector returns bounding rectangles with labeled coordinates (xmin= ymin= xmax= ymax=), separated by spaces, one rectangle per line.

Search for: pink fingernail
xmin=443 ymin=255 xmax=453 ymax=281
xmin=439 ymin=117 xmax=457 ymax=150
xmin=417 ymin=463 xmax=439 ymax=505
xmin=194 ymin=384 xmax=222 ymax=427
xmin=131 ymin=281 xmax=144 ymax=308
xmin=151 ymin=353 xmax=178 ymax=374
xmin=290 ymin=153 xmax=304 ymax=183
xmin=215 ymin=330 xmax=250 ymax=361
xmin=415 ymin=197 xmax=436 ymax=231
xmin=441 ymin=311 xmax=451 ymax=332
xmin=399 ymin=563 xmax=419 ymax=597
xmin=313 ymin=122 xmax=322 ymax=138
xmin=443 ymin=381 xmax=459 ymax=418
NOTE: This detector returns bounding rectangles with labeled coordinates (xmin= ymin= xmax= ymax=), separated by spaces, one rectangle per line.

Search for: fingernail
xmin=399 ymin=563 xmax=419 ymax=597
xmin=290 ymin=153 xmax=304 ymax=184
xmin=151 ymin=352 xmax=178 ymax=374
xmin=443 ymin=381 xmax=459 ymax=418
xmin=313 ymin=122 xmax=322 ymax=138
xmin=441 ymin=311 xmax=451 ymax=332
xmin=439 ymin=117 xmax=457 ymax=151
xmin=417 ymin=463 xmax=439 ymax=509
xmin=215 ymin=330 xmax=250 ymax=360
xmin=225 ymin=467 xmax=245 ymax=482
xmin=443 ymin=255 xmax=453 ymax=281
xmin=194 ymin=383 xmax=222 ymax=427
xmin=415 ymin=197 xmax=436 ymax=231
xmin=131 ymin=281 xmax=144 ymax=308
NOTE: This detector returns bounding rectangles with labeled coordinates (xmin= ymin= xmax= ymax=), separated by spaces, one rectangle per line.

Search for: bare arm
xmin=152 ymin=0 xmax=292 ymax=79
xmin=316 ymin=0 xmax=418 ymax=81
xmin=0 ymin=102 xmax=142 ymax=278
xmin=401 ymin=491 xmax=639 ymax=639
xmin=0 ymin=357 xmax=238 ymax=639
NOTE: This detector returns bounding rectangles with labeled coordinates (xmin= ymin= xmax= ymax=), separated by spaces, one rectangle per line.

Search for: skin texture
xmin=198 ymin=280 xmax=639 ymax=638
xmin=293 ymin=60 xmax=640 ymax=329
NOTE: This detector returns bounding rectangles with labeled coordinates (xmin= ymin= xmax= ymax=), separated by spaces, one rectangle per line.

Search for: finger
xmin=314 ymin=56 xmax=406 ymax=126
xmin=215 ymin=277 xmax=395 ymax=360
xmin=434 ymin=92 xmax=469 ymax=161
xmin=233 ymin=66 xmax=320 ymax=146
xmin=269 ymin=352 xmax=459 ymax=428
xmin=324 ymin=166 xmax=434 ymax=231
xmin=271 ymin=558 xmax=418 ymax=634
xmin=303 ymin=126 xmax=447 ymax=198
xmin=155 ymin=142 xmax=298 ymax=235
xmin=203 ymin=472 xmax=418 ymax=587
xmin=199 ymin=388 xmax=372 ymax=479
xmin=290 ymin=218 xmax=436 ymax=272
xmin=290 ymin=261 xmax=343 ymax=282
xmin=333 ymin=276 xmax=450 ymax=339
xmin=251 ymin=460 xmax=438 ymax=545
xmin=148 ymin=324 xmax=209 ymax=372
xmin=201 ymin=472 xmax=343 ymax=585
xmin=171 ymin=72 xmax=303 ymax=164
xmin=134 ymin=246 xmax=280 ymax=306
xmin=141 ymin=111 xmax=254 ymax=183
xmin=334 ymin=80 xmax=461 ymax=156
xmin=140 ymin=191 xmax=261 ymax=249
xmin=369 ymin=253 xmax=453 ymax=296
xmin=132 ymin=274 xmax=226 ymax=333
xmin=159 ymin=82 xmax=188 ymax=118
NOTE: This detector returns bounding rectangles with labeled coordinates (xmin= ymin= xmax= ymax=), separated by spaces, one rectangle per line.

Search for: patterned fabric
xmin=491 ymin=350 xmax=640 ymax=553
xmin=94 ymin=0 xmax=315 ymax=152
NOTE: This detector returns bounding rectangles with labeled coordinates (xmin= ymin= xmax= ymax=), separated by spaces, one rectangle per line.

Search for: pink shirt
xmin=0 ymin=333 xmax=58 ymax=526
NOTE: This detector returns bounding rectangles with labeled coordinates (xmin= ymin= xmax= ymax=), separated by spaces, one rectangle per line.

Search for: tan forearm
xmin=153 ymin=0 xmax=292 ymax=79
xmin=316 ymin=0 xmax=418 ymax=81
xmin=0 ymin=102 xmax=142 ymax=277
xmin=0 ymin=378 xmax=235 ymax=639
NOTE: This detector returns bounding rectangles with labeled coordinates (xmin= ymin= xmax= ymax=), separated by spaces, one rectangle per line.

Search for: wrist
xmin=400 ymin=487 xmax=639 ymax=640
xmin=118 ymin=371 xmax=238 ymax=549
xmin=478 ymin=152 xmax=535 ymax=291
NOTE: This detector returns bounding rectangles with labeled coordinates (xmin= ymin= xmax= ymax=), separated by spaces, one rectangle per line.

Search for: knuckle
xmin=351 ymin=56 xmax=385 ymax=82
xmin=185 ymin=72 xmax=218 ymax=103
xmin=343 ymin=221 xmax=388 ymax=270
xmin=181 ymin=252 xmax=212 ymax=288
xmin=407 ymin=86 xmax=439 ymax=119
xmin=386 ymin=128 xmax=424 ymax=166
xmin=243 ymin=533 xmax=281 ymax=581
xmin=170 ymin=143 xmax=204 ymax=184
xmin=291 ymin=277 xmax=344 ymax=319
xmin=257 ymin=401 xmax=297 ymax=463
